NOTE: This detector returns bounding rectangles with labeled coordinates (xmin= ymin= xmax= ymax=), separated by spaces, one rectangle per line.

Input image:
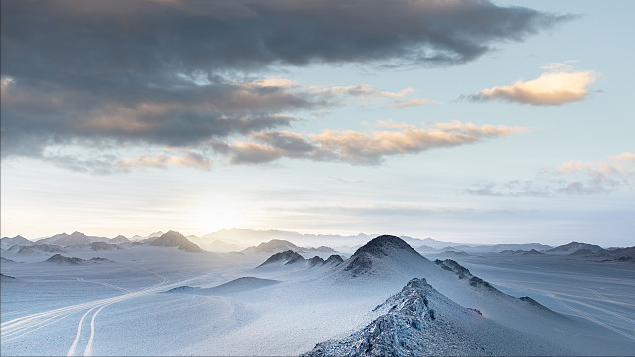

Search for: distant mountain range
xmin=1 ymin=230 xmax=206 ymax=254
xmin=2 ymin=230 xmax=633 ymax=263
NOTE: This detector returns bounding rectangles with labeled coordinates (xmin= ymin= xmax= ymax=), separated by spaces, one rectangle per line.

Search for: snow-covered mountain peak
xmin=351 ymin=234 xmax=418 ymax=258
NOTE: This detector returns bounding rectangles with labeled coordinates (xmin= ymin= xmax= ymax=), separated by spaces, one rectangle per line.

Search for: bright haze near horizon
xmin=1 ymin=0 xmax=634 ymax=247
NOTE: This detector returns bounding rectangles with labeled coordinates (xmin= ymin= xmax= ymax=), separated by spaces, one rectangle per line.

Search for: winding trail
xmin=2 ymin=269 xmax=171 ymax=356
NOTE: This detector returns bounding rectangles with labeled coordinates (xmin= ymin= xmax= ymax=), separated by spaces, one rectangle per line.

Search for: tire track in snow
xmin=82 ymin=304 xmax=109 ymax=356
xmin=67 ymin=306 xmax=99 ymax=356
xmin=550 ymin=293 xmax=635 ymax=342
xmin=2 ymin=268 xmax=170 ymax=350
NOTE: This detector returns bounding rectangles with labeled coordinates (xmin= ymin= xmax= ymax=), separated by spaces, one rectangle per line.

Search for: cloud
xmin=390 ymin=97 xmax=435 ymax=108
xmin=468 ymin=152 xmax=635 ymax=196
xmin=216 ymin=121 xmax=528 ymax=165
xmin=555 ymin=153 xmax=635 ymax=194
xmin=266 ymin=204 xmax=532 ymax=218
xmin=1 ymin=0 xmax=572 ymax=171
xmin=2 ymin=0 xmax=570 ymax=76
xmin=118 ymin=150 xmax=213 ymax=171
xmin=466 ymin=181 xmax=551 ymax=197
xmin=0 ymin=75 xmax=311 ymax=157
xmin=611 ymin=152 xmax=635 ymax=163
xmin=468 ymin=64 xmax=598 ymax=105
xmin=305 ymin=84 xmax=416 ymax=105
xmin=27 ymin=147 xmax=213 ymax=174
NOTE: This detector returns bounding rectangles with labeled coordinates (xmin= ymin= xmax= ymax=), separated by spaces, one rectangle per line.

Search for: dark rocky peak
xmin=88 ymin=257 xmax=115 ymax=263
xmin=343 ymin=253 xmax=373 ymax=277
xmin=324 ymin=254 xmax=344 ymax=265
xmin=519 ymin=296 xmax=540 ymax=305
xmin=45 ymin=254 xmax=113 ymax=264
xmin=435 ymin=259 xmax=473 ymax=279
xmin=45 ymin=254 xmax=85 ymax=264
xmin=284 ymin=253 xmax=306 ymax=265
xmin=468 ymin=276 xmax=501 ymax=293
xmin=257 ymin=250 xmax=304 ymax=267
xmin=309 ymin=256 xmax=325 ymax=266
xmin=436 ymin=259 xmax=504 ymax=294
xmin=352 ymin=235 xmax=418 ymax=258
xmin=1 ymin=273 xmax=17 ymax=281
xmin=163 ymin=286 xmax=200 ymax=293
xmin=518 ymin=296 xmax=554 ymax=312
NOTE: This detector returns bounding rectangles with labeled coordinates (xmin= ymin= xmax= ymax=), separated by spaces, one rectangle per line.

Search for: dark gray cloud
xmin=2 ymin=0 xmax=570 ymax=76
xmin=1 ymin=76 xmax=306 ymax=158
xmin=1 ymin=0 xmax=571 ymax=167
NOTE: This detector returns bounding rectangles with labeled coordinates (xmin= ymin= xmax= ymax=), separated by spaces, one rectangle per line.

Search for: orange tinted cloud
xmin=219 ymin=121 xmax=528 ymax=165
xmin=470 ymin=65 xmax=598 ymax=105
xmin=390 ymin=97 xmax=434 ymax=108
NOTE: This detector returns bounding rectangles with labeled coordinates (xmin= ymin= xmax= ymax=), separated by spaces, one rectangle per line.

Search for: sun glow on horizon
xmin=189 ymin=194 xmax=253 ymax=235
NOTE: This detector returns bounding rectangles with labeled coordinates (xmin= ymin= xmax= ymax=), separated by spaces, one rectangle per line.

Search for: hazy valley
xmin=1 ymin=230 xmax=634 ymax=356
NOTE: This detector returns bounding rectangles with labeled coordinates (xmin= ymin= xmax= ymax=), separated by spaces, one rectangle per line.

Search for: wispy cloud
xmin=118 ymin=150 xmax=213 ymax=171
xmin=214 ymin=121 xmax=528 ymax=165
xmin=466 ymin=181 xmax=551 ymax=197
xmin=468 ymin=152 xmax=635 ymax=196
xmin=390 ymin=97 xmax=435 ymax=108
xmin=467 ymin=63 xmax=598 ymax=105
xmin=309 ymin=84 xmax=414 ymax=104
xmin=33 ymin=148 xmax=213 ymax=174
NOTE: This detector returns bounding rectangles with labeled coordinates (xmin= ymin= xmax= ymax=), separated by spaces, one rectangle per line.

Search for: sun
xmin=190 ymin=195 xmax=250 ymax=234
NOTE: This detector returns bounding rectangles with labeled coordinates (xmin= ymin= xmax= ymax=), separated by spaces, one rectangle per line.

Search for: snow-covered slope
xmin=304 ymin=278 xmax=568 ymax=356
xmin=166 ymin=277 xmax=281 ymax=296
xmin=2 ymin=233 xmax=634 ymax=356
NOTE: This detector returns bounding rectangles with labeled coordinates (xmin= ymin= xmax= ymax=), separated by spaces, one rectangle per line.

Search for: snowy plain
xmin=1 ymin=239 xmax=634 ymax=356
xmin=427 ymin=252 xmax=635 ymax=347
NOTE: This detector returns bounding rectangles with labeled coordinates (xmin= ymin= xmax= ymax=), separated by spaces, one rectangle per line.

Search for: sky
xmin=1 ymin=0 xmax=634 ymax=247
